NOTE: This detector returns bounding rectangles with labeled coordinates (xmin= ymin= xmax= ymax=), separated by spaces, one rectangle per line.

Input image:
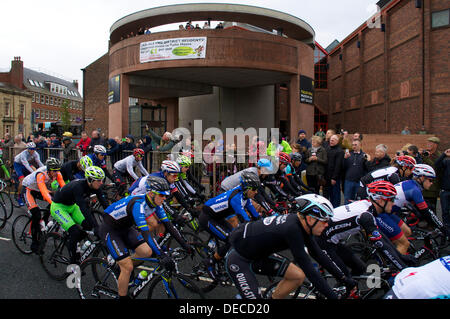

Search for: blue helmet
xmin=257 ymin=158 xmax=274 ymax=173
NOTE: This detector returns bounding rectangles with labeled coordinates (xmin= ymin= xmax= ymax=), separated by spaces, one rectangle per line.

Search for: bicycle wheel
xmin=11 ymin=214 xmax=33 ymax=254
xmin=0 ymin=200 xmax=7 ymax=229
xmin=77 ymin=257 xmax=119 ymax=299
xmin=0 ymin=190 xmax=14 ymax=221
xmin=166 ymin=231 xmax=217 ymax=293
xmin=147 ymin=272 xmax=205 ymax=299
xmin=39 ymin=232 xmax=71 ymax=281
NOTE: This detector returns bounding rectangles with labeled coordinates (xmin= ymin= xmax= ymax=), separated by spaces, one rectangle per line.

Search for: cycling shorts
xmin=98 ymin=222 xmax=145 ymax=261
xmin=376 ymin=213 xmax=404 ymax=241
xmin=14 ymin=162 xmax=32 ymax=179
xmin=50 ymin=202 xmax=85 ymax=231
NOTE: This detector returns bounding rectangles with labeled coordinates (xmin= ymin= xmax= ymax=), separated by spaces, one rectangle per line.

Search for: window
xmin=32 ymin=93 xmax=35 ymax=102
xmin=20 ymin=104 xmax=25 ymax=118
xmin=45 ymin=95 xmax=49 ymax=105
xmin=50 ymin=111 xmax=54 ymax=120
xmin=28 ymin=79 xmax=34 ymax=86
xmin=35 ymin=109 xmax=40 ymax=119
xmin=432 ymin=9 xmax=450 ymax=28
xmin=314 ymin=46 xmax=328 ymax=89
xmin=4 ymin=101 xmax=11 ymax=117
xmin=5 ymin=125 xmax=12 ymax=135
xmin=46 ymin=110 xmax=49 ymax=119
xmin=41 ymin=95 xmax=45 ymax=104
xmin=50 ymin=96 xmax=54 ymax=105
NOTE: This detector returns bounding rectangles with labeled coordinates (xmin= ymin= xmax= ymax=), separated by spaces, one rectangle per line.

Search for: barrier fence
xmin=0 ymin=147 xmax=260 ymax=197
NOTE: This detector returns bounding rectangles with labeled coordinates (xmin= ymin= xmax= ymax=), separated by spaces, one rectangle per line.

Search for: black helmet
xmin=240 ymin=171 xmax=261 ymax=189
xmin=45 ymin=157 xmax=62 ymax=171
xmin=146 ymin=176 xmax=171 ymax=195
xmin=290 ymin=152 xmax=303 ymax=162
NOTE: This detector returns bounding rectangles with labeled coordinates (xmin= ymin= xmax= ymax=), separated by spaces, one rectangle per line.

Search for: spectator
xmin=141 ymin=135 xmax=153 ymax=171
xmin=421 ymin=136 xmax=442 ymax=209
xmin=401 ymin=126 xmax=411 ymax=135
xmin=324 ymin=134 xmax=344 ymax=208
xmin=137 ymin=27 xmax=145 ymax=35
xmin=13 ymin=135 xmax=27 ymax=157
xmin=76 ymin=131 xmax=91 ymax=156
xmin=0 ymin=132 xmax=15 ymax=164
xmin=179 ymin=24 xmax=185 ymax=30
xmin=342 ymin=139 xmax=367 ymax=204
xmin=144 ymin=27 xmax=151 ymax=35
xmin=88 ymin=129 xmax=105 ymax=151
xmin=266 ymin=134 xmax=292 ymax=156
xmin=121 ymin=135 xmax=137 ymax=152
xmin=323 ymin=129 xmax=336 ymax=150
xmin=364 ymin=144 xmax=391 ymax=172
xmin=49 ymin=133 xmax=62 ymax=158
xmin=215 ymin=22 xmax=224 ymax=29
xmin=304 ymin=136 xmax=327 ymax=195
xmin=296 ymin=129 xmax=312 ymax=150
xmin=407 ymin=144 xmax=423 ymax=164
xmin=62 ymin=136 xmax=76 ymax=163
xmin=185 ymin=21 xmax=193 ymax=30
xmin=435 ymin=148 xmax=450 ymax=236
xmin=418 ymin=125 xmax=427 ymax=134
xmin=145 ymin=125 xmax=180 ymax=153
xmin=203 ymin=22 xmax=210 ymax=29
xmin=106 ymin=138 xmax=121 ymax=166
xmin=314 ymin=127 xmax=326 ymax=139
xmin=35 ymin=136 xmax=47 ymax=161
xmin=339 ymin=130 xmax=352 ymax=151
xmin=353 ymin=132 xmax=363 ymax=142
xmin=195 ymin=24 xmax=201 ymax=29
xmin=26 ymin=134 xmax=34 ymax=143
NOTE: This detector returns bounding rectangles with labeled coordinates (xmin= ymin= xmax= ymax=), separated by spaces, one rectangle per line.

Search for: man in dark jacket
xmin=364 ymin=144 xmax=391 ymax=172
xmin=62 ymin=136 xmax=77 ymax=163
xmin=106 ymin=138 xmax=121 ymax=166
xmin=324 ymin=134 xmax=344 ymax=208
xmin=342 ymin=139 xmax=367 ymax=204
xmin=88 ymin=129 xmax=105 ymax=152
xmin=435 ymin=148 xmax=450 ymax=236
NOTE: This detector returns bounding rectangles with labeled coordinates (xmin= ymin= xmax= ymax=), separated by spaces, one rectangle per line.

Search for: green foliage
xmin=61 ymin=100 xmax=71 ymax=131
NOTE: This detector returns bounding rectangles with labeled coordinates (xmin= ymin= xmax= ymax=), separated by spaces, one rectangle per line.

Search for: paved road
xmin=0 ymin=197 xmax=447 ymax=300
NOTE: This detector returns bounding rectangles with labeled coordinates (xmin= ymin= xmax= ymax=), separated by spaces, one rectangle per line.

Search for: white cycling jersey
xmin=220 ymin=167 xmax=258 ymax=192
xmin=324 ymin=200 xmax=373 ymax=244
xmin=130 ymin=175 xmax=149 ymax=196
xmin=14 ymin=149 xmax=44 ymax=172
xmin=392 ymin=256 xmax=450 ymax=299
xmin=22 ymin=166 xmax=51 ymax=191
xmin=113 ymin=154 xmax=148 ymax=180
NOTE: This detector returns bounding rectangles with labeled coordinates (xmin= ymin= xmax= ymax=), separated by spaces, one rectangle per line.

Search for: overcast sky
xmin=0 ymin=0 xmax=379 ymax=91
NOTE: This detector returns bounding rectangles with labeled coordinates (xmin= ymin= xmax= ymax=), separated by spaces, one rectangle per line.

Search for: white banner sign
xmin=140 ymin=37 xmax=207 ymax=63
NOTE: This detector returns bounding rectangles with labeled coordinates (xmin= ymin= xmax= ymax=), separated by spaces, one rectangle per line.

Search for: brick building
xmin=0 ymin=57 xmax=83 ymax=137
xmin=315 ymin=0 xmax=450 ymax=149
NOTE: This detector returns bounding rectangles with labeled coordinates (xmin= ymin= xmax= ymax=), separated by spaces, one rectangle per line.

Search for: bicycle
xmin=76 ymin=252 xmax=206 ymax=299
xmin=11 ymin=207 xmax=53 ymax=254
xmin=0 ymin=179 xmax=15 ymax=221
xmin=39 ymin=228 xmax=107 ymax=281
xmin=0 ymin=196 xmax=8 ymax=230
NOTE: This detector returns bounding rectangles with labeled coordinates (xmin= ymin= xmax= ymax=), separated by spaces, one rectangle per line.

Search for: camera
xmin=422 ymin=150 xmax=430 ymax=157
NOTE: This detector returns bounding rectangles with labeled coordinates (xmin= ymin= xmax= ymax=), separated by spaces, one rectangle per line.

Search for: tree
xmin=61 ymin=99 xmax=71 ymax=131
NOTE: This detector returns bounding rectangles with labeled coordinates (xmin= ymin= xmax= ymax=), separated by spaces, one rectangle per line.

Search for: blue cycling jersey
xmin=393 ymin=179 xmax=428 ymax=213
xmin=204 ymin=185 xmax=259 ymax=221
xmin=88 ymin=153 xmax=107 ymax=169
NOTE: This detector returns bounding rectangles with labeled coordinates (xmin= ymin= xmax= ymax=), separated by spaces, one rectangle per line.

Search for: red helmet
xmin=133 ymin=148 xmax=145 ymax=156
xmin=366 ymin=181 xmax=397 ymax=201
xmin=277 ymin=152 xmax=291 ymax=165
xmin=395 ymin=155 xmax=416 ymax=168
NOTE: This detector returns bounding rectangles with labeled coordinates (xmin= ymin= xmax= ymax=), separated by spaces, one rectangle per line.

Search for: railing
xmin=0 ymin=147 xmax=262 ymax=197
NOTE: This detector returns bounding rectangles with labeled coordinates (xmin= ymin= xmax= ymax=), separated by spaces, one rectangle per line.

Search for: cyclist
xmin=174 ymin=154 xmax=205 ymax=202
xmin=112 ymin=148 xmax=149 ymax=196
xmin=50 ymin=166 xmax=109 ymax=264
xmin=13 ymin=142 xmax=44 ymax=206
xmin=384 ymin=255 xmax=450 ymax=299
xmin=199 ymin=171 xmax=261 ymax=279
xmin=87 ymin=145 xmax=113 ymax=183
xmin=392 ymin=164 xmax=447 ymax=240
xmin=99 ymin=175 xmax=191 ymax=299
xmin=355 ymin=165 xmax=401 ymax=200
xmin=225 ymin=194 xmax=356 ymax=299
xmin=317 ymin=181 xmax=412 ymax=277
xmin=274 ymin=151 xmax=302 ymax=198
xmin=286 ymin=152 xmax=313 ymax=195
xmin=22 ymin=157 xmax=66 ymax=253
xmin=0 ymin=148 xmax=10 ymax=180
xmin=392 ymin=155 xmax=416 ymax=181
xmin=60 ymin=155 xmax=93 ymax=182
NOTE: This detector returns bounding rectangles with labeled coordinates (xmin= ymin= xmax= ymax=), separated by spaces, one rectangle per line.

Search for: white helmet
xmin=412 ymin=164 xmax=436 ymax=179
xmin=26 ymin=142 xmax=36 ymax=149
xmin=161 ymin=160 xmax=181 ymax=173
xmin=93 ymin=145 xmax=107 ymax=154
xmin=294 ymin=194 xmax=334 ymax=221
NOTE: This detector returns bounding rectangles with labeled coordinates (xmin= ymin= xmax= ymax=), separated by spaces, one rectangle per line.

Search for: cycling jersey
xmin=13 ymin=150 xmax=44 ymax=177
xmin=393 ymin=180 xmax=428 ymax=212
xmin=22 ymin=166 xmax=65 ymax=204
xmin=391 ymin=256 xmax=450 ymax=299
xmin=359 ymin=166 xmax=400 ymax=187
xmin=87 ymin=153 xmax=113 ymax=181
xmin=204 ymin=186 xmax=259 ymax=222
xmin=220 ymin=167 xmax=258 ymax=192
xmin=113 ymin=154 xmax=148 ymax=181
xmin=228 ymin=213 xmax=347 ymax=299
xmin=60 ymin=160 xmax=84 ymax=182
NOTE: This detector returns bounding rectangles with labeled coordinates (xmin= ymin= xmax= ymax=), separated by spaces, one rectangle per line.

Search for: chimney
xmin=73 ymin=79 xmax=78 ymax=89
xmin=10 ymin=56 xmax=24 ymax=89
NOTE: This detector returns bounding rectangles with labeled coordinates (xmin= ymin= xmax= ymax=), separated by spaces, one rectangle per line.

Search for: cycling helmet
xmin=133 ymin=148 xmax=145 ymax=157
xmin=146 ymin=176 xmax=171 ymax=196
xmin=290 ymin=152 xmax=303 ymax=162
xmin=79 ymin=155 xmax=93 ymax=171
xmin=176 ymin=154 xmax=192 ymax=167
xmin=412 ymin=164 xmax=436 ymax=179
xmin=93 ymin=145 xmax=107 ymax=155
xmin=161 ymin=160 xmax=181 ymax=174
xmin=45 ymin=157 xmax=62 ymax=171
xmin=240 ymin=171 xmax=261 ymax=189
xmin=85 ymin=166 xmax=105 ymax=182
xmin=394 ymin=155 xmax=416 ymax=168
xmin=295 ymin=194 xmax=334 ymax=221
xmin=366 ymin=181 xmax=397 ymax=201
xmin=26 ymin=142 xmax=36 ymax=149
xmin=277 ymin=152 xmax=291 ymax=165
xmin=257 ymin=158 xmax=274 ymax=172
